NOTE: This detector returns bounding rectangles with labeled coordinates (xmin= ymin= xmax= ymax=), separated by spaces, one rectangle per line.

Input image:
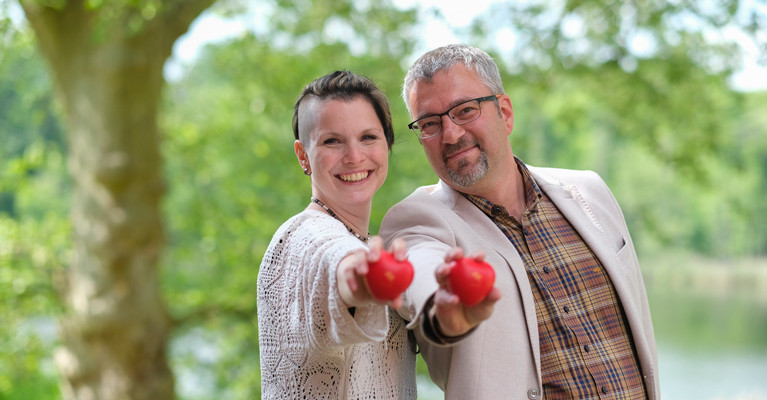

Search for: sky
xmin=168 ymin=1 xmax=767 ymax=92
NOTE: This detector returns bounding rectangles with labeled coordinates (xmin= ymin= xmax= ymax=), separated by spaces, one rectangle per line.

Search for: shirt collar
xmin=463 ymin=156 xmax=543 ymax=217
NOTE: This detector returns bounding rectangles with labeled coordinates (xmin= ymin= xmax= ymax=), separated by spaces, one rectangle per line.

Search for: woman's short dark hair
xmin=292 ymin=70 xmax=394 ymax=150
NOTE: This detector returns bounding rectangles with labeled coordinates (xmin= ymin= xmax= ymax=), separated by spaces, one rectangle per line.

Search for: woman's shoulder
xmin=268 ymin=209 xmax=365 ymax=254
xmin=275 ymin=209 xmax=345 ymax=239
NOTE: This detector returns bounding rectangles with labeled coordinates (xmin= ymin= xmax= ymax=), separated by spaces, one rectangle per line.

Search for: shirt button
xmin=527 ymin=388 xmax=541 ymax=399
xmin=601 ymin=386 xmax=608 ymax=394
xmin=492 ymin=205 xmax=503 ymax=215
xmin=563 ymin=306 xmax=570 ymax=313
xmin=543 ymin=266 xmax=551 ymax=273
xmin=584 ymin=344 xmax=591 ymax=352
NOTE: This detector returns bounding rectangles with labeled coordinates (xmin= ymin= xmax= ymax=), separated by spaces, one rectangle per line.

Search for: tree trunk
xmin=20 ymin=1 xmax=216 ymax=399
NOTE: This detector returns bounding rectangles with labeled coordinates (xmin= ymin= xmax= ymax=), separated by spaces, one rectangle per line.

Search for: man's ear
xmin=499 ymin=94 xmax=514 ymax=136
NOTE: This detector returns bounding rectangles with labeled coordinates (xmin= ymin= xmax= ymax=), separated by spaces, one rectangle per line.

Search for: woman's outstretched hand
xmin=336 ymin=236 xmax=409 ymax=310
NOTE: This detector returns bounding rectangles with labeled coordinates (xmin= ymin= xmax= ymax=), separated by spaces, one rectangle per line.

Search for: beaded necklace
xmin=311 ymin=197 xmax=370 ymax=243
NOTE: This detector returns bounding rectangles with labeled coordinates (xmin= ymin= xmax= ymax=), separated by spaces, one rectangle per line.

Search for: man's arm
xmin=380 ymin=187 xmax=499 ymax=343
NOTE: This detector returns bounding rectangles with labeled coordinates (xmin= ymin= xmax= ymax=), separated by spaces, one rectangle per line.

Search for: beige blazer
xmin=380 ymin=166 xmax=659 ymax=400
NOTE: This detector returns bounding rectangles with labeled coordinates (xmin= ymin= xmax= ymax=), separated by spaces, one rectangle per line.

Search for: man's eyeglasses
xmin=407 ymin=94 xmax=502 ymax=140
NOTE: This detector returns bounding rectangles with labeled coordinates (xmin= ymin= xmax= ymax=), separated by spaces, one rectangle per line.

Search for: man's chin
xmin=447 ymin=157 xmax=488 ymax=187
xmin=447 ymin=169 xmax=485 ymax=188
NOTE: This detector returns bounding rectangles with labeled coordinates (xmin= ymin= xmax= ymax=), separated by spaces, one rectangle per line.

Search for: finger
xmin=368 ymin=235 xmax=383 ymax=251
xmin=485 ymin=286 xmax=502 ymax=303
xmin=355 ymin=251 xmax=369 ymax=275
xmin=435 ymin=262 xmax=453 ymax=287
xmin=390 ymin=237 xmax=408 ymax=261
xmin=387 ymin=295 xmax=403 ymax=309
xmin=433 ymin=287 xmax=459 ymax=307
xmin=465 ymin=287 xmax=501 ymax=323
xmin=471 ymin=287 xmax=501 ymax=310
xmin=444 ymin=247 xmax=464 ymax=263
xmin=367 ymin=236 xmax=383 ymax=262
xmin=466 ymin=251 xmax=486 ymax=263
xmin=344 ymin=265 xmax=359 ymax=292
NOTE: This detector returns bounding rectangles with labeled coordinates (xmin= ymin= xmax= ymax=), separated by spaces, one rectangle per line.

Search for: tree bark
xmin=19 ymin=1 xmax=216 ymax=399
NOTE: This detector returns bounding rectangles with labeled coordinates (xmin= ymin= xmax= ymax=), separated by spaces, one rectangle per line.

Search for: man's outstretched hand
xmin=431 ymin=247 xmax=501 ymax=337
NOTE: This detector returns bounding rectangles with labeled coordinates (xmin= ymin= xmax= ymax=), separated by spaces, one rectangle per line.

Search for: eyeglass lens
xmin=412 ymin=98 xmax=483 ymax=139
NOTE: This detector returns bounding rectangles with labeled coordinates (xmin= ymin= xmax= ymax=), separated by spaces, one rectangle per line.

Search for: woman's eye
xmin=323 ymin=138 xmax=340 ymax=145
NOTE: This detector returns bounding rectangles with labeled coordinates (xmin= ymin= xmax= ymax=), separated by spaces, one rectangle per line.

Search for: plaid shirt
xmin=465 ymin=160 xmax=647 ymax=399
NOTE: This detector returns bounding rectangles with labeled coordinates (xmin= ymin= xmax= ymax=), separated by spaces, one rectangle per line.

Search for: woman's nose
xmin=343 ymin=143 xmax=365 ymax=164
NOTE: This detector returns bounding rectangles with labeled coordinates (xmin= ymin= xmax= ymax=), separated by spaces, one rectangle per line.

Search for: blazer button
xmin=527 ymin=389 xmax=541 ymax=399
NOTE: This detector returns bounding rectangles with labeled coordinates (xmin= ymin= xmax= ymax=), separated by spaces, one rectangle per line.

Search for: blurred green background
xmin=1 ymin=0 xmax=766 ymax=399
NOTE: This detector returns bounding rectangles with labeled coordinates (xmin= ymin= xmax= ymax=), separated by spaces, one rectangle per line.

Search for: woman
xmin=257 ymin=70 xmax=416 ymax=399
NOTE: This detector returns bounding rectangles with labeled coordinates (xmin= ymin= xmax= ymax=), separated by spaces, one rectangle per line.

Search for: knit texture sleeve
xmin=258 ymin=210 xmax=388 ymax=355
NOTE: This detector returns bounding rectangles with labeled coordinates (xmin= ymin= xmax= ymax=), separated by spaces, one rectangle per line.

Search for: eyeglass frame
xmin=407 ymin=94 xmax=502 ymax=140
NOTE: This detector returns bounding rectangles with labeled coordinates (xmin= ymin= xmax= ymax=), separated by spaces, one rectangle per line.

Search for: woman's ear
xmin=295 ymin=140 xmax=311 ymax=175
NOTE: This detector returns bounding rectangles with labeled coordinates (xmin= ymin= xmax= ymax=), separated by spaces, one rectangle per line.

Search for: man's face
xmin=408 ymin=64 xmax=513 ymax=191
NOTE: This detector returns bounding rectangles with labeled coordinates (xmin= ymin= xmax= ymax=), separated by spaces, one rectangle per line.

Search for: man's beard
xmin=447 ymin=150 xmax=488 ymax=188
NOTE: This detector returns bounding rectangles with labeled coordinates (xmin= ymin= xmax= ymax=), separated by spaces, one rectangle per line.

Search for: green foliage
xmin=0 ymin=20 xmax=65 ymax=216
xmin=473 ymin=0 xmax=747 ymax=72
xmin=0 ymin=9 xmax=68 ymax=399
xmin=471 ymin=0 xmax=752 ymax=179
xmin=0 ymin=175 xmax=69 ymax=400
xmin=266 ymin=0 xmax=417 ymax=57
xmin=2 ymin=0 xmax=767 ymax=398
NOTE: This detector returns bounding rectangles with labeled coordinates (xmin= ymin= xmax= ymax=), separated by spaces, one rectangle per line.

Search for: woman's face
xmin=296 ymin=97 xmax=389 ymax=209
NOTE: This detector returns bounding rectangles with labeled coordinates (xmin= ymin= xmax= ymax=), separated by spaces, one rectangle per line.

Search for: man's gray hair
xmin=402 ymin=44 xmax=504 ymax=115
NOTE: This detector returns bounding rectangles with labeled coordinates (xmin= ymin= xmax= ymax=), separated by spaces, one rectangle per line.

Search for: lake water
xmin=21 ymin=317 xmax=767 ymax=399
xmin=657 ymin=343 xmax=767 ymax=400
xmin=413 ymin=342 xmax=767 ymax=400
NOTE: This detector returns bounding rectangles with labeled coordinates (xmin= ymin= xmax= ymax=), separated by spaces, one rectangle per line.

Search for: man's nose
xmin=440 ymin=115 xmax=464 ymax=144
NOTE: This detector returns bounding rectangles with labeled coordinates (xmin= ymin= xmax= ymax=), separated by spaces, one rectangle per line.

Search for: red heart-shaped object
xmin=366 ymin=250 xmax=414 ymax=301
xmin=448 ymin=258 xmax=495 ymax=306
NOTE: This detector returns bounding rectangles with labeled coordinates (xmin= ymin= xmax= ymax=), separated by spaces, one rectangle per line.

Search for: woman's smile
xmin=338 ymin=170 xmax=371 ymax=183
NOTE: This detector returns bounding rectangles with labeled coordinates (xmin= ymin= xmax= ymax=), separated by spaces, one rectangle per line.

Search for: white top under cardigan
xmin=257 ymin=209 xmax=417 ymax=399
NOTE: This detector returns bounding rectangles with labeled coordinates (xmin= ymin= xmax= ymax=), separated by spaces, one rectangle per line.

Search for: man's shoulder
xmin=528 ymin=165 xmax=618 ymax=209
xmin=392 ymin=182 xmax=451 ymax=207
xmin=527 ymin=165 xmax=602 ymax=185
xmin=528 ymin=165 xmax=603 ymax=187
xmin=381 ymin=182 xmax=456 ymax=229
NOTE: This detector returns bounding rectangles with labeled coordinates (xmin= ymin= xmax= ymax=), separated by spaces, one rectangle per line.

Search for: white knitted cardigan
xmin=257 ymin=209 xmax=417 ymax=399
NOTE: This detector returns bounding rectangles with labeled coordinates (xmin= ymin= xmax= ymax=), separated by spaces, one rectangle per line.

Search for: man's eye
xmin=456 ymin=105 xmax=478 ymax=115
xmin=420 ymin=120 xmax=438 ymax=129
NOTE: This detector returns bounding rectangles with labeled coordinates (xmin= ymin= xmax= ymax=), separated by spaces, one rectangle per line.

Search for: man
xmin=381 ymin=44 xmax=659 ymax=399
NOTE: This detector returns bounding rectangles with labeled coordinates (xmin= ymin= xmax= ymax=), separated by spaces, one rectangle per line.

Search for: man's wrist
xmin=423 ymin=296 xmax=473 ymax=344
